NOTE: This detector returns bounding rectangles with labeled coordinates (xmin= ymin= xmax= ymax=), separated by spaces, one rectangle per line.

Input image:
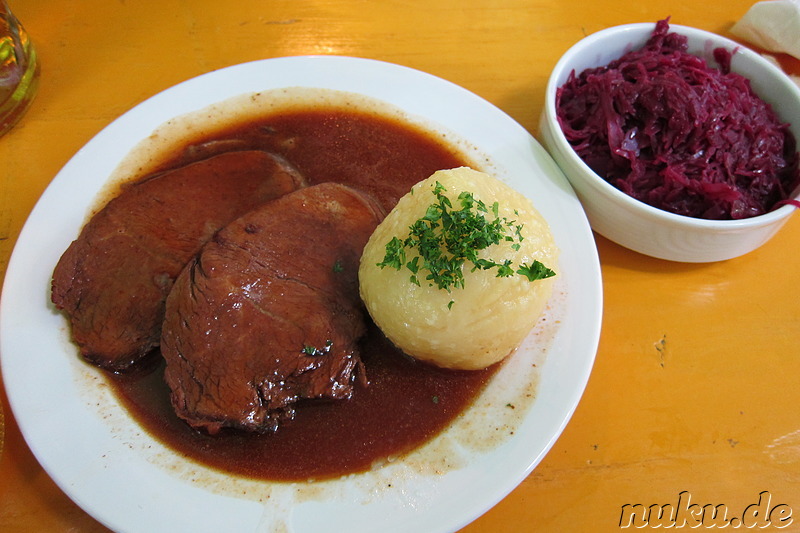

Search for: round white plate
xmin=0 ymin=56 xmax=602 ymax=533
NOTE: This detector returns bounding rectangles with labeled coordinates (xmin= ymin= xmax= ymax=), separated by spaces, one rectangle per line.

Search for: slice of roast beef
xmin=51 ymin=150 xmax=305 ymax=371
xmin=161 ymin=182 xmax=384 ymax=434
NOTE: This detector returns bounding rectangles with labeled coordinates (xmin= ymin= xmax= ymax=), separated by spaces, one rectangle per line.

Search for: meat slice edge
xmin=51 ymin=150 xmax=305 ymax=371
xmin=161 ymin=182 xmax=384 ymax=434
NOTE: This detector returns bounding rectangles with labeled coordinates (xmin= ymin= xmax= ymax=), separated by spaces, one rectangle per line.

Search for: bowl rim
xmin=543 ymin=21 xmax=800 ymax=231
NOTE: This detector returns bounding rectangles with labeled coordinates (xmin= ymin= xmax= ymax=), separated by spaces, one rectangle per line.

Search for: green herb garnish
xmin=517 ymin=261 xmax=556 ymax=282
xmin=377 ymin=182 xmax=555 ymax=296
xmin=302 ymin=340 xmax=334 ymax=356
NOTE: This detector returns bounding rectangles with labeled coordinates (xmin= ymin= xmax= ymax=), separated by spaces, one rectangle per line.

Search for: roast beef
xmin=161 ymin=182 xmax=384 ymax=434
xmin=52 ymin=150 xmax=305 ymax=371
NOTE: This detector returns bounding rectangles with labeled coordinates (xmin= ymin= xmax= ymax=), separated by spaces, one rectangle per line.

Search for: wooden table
xmin=1 ymin=0 xmax=798 ymax=531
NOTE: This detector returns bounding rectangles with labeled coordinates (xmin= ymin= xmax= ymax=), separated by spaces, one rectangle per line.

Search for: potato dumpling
xmin=358 ymin=167 xmax=558 ymax=370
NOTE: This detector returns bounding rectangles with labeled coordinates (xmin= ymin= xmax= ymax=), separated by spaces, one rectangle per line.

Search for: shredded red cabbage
xmin=556 ymin=18 xmax=800 ymax=220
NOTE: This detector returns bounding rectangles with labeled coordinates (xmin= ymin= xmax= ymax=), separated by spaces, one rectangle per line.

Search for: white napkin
xmin=731 ymin=0 xmax=800 ymax=59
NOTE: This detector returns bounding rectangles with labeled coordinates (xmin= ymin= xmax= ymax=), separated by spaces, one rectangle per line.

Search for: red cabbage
xmin=556 ymin=18 xmax=800 ymax=220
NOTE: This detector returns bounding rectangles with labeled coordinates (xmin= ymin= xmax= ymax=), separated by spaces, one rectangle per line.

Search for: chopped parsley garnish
xmin=377 ymin=181 xmax=555 ymax=295
xmin=517 ymin=260 xmax=556 ymax=282
xmin=302 ymin=340 xmax=333 ymax=356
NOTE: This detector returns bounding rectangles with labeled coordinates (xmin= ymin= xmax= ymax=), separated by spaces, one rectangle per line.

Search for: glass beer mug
xmin=0 ymin=0 xmax=39 ymax=136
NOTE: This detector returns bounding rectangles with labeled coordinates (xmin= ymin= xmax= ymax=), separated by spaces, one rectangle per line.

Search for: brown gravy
xmin=108 ymin=104 xmax=500 ymax=481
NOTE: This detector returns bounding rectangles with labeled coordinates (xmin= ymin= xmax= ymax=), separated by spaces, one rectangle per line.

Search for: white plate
xmin=0 ymin=56 xmax=602 ymax=533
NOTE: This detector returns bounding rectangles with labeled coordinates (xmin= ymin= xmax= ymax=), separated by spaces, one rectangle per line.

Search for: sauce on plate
xmin=108 ymin=103 xmax=500 ymax=481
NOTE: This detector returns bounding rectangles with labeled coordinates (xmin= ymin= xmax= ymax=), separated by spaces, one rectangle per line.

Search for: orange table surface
xmin=1 ymin=1 xmax=799 ymax=531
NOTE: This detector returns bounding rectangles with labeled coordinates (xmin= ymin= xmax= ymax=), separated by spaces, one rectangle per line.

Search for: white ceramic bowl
xmin=540 ymin=22 xmax=800 ymax=262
